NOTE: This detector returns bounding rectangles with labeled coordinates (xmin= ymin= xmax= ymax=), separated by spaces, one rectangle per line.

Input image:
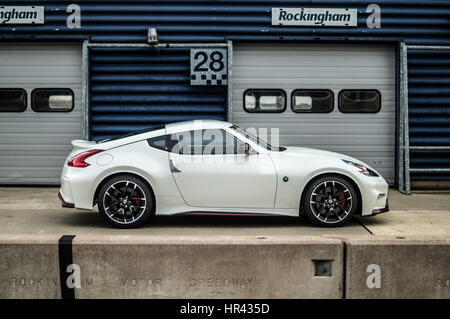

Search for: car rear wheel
xmin=303 ymin=175 xmax=357 ymax=227
xmin=98 ymin=175 xmax=154 ymax=228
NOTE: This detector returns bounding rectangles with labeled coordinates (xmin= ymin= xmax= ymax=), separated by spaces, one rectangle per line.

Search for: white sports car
xmin=59 ymin=120 xmax=389 ymax=228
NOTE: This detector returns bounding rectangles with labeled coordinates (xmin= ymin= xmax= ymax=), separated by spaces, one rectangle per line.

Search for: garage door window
xmin=291 ymin=90 xmax=334 ymax=113
xmin=339 ymin=90 xmax=381 ymax=113
xmin=244 ymin=89 xmax=286 ymax=113
xmin=0 ymin=89 xmax=27 ymax=112
xmin=31 ymin=89 xmax=74 ymax=112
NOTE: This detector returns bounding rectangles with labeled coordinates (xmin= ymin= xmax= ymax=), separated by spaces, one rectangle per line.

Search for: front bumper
xmin=370 ymin=198 xmax=389 ymax=215
xmin=358 ymin=175 xmax=389 ymax=217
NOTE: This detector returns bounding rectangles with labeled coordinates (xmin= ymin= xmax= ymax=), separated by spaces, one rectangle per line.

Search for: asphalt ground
xmin=0 ymin=187 xmax=449 ymax=236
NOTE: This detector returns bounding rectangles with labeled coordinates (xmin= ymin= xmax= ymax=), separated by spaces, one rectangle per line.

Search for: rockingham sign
xmin=272 ymin=8 xmax=357 ymax=27
xmin=0 ymin=6 xmax=44 ymax=24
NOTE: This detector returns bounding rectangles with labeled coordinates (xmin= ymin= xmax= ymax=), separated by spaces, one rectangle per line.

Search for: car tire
xmin=98 ymin=174 xmax=154 ymax=228
xmin=302 ymin=175 xmax=358 ymax=227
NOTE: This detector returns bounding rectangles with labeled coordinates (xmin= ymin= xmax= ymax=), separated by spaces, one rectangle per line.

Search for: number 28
xmin=194 ymin=51 xmax=225 ymax=72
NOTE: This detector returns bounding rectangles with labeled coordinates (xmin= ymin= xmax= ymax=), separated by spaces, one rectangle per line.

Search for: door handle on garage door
xmin=170 ymin=159 xmax=182 ymax=173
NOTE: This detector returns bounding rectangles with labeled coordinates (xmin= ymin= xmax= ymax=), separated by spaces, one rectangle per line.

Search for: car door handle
xmin=170 ymin=159 xmax=182 ymax=173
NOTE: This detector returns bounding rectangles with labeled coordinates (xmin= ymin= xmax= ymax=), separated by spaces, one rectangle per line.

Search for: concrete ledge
xmin=0 ymin=235 xmax=61 ymax=299
xmin=72 ymin=235 xmax=343 ymax=299
xmin=1 ymin=234 xmax=449 ymax=299
xmin=344 ymin=236 xmax=450 ymax=299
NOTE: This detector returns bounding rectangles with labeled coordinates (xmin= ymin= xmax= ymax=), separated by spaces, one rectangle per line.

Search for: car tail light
xmin=68 ymin=149 xmax=103 ymax=168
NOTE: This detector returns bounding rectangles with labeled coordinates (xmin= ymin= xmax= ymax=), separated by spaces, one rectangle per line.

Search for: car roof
xmin=165 ymin=119 xmax=232 ymax=134
xmin=94 ymin=120 xmax=233 ymax=149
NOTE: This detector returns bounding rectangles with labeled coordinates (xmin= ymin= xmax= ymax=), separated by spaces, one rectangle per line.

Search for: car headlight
xmin=342 ymin=159 xmax=379 ymax=177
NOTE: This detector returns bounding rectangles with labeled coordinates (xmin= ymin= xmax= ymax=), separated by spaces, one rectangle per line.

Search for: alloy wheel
xmin=309 ymin=180 xmax=353 ymax=224
xmin=102 ymin=180 xmax=147 ymax=225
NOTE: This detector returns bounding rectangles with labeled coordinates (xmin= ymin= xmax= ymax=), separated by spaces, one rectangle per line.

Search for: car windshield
xmin=230 ymin=125 xmax=285 ymax=152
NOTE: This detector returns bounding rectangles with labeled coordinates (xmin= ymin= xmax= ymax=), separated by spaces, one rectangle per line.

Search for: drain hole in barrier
xmin=313 ymin=260 xmax=333 ymax=277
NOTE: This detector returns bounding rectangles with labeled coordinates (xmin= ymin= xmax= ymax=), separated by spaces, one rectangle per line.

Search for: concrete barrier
xmin=344 ymin=236 xmax=450 ymax=299
xmin=72 ymin=235 xmax=344 ymax=299
xmin=2 ymin=234 xmax=449 ymax=299
xmin=0 ymin=235 xmax=61 ymax=299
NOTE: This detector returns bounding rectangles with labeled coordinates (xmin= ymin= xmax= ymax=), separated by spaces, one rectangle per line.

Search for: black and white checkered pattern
xmin=190 ymin=73 xmax=228 ymax=86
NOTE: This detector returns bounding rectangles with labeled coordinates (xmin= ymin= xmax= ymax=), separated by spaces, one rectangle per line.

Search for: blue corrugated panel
xmin=408 ymin=49 xmax=450 ymax=181
xmin=89 ymin=48 xmax=226 ymax=140
xmin=1 ymin=1 xmax=449 ymax=45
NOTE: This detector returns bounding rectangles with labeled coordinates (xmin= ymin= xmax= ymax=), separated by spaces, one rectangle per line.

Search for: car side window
xmin=203 ymin=129 xmax=246 ymax=155
xmin=147 ymin=135 xmax=168 ymax=151
xmin=169 ymin=131 xmax=192 ymax=155
xmin=169 ymin=129 xmax=246 ymax=155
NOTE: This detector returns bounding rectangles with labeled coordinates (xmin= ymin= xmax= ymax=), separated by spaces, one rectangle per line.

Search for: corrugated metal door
xmin=408 ymin=48 xmax=450 ymax=181
xmin=89 ymin=47 xmax=227 ymax=141
xmin=0 ymin=43 xmax=82 ymax=185
xmin=232 ymin=43 xmax=396 ymax=183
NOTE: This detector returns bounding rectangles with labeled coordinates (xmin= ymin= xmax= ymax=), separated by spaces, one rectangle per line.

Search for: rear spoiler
xmin=71 ymin=140 xmax=96 ymax=152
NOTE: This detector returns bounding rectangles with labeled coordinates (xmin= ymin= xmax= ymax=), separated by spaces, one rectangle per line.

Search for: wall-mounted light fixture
xmin=147 ymin=28 xmax=158 ymax=45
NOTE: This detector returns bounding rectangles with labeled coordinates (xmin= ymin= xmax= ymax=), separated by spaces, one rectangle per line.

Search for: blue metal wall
xmin=1 ymin=0 xmax=449 ymax=181
xmin=2 ymin=1 xmax=449 ymax=45
xmin=408 ymin=48 xmax=450 ymax=180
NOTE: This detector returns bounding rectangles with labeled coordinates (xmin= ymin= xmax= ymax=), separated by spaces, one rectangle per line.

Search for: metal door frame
xmin=398 ymin=44 xmax=450 ymax=194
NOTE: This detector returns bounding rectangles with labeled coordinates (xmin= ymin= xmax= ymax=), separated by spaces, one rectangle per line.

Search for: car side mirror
xmin=240 ymin=143 xmax=252 ymax=155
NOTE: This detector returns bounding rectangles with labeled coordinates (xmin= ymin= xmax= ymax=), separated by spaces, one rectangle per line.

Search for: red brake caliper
xmin=133 ymin=188 xmax=141 ymax=206
xmin=339 ymin=194 xmax=345 ymax=208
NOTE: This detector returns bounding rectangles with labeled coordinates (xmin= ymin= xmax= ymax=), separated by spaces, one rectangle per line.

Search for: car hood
xmin=281 ymin=146 xmax=378 ymax=171
xmin=283 ymin=146 xmax=349 ymax=159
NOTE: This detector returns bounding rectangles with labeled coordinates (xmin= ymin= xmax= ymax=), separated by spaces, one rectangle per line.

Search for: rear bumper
xmin=58 ymin=191 xmax=74 ymax=208
xmin=59 ymin=162 xmax=104 ymax=209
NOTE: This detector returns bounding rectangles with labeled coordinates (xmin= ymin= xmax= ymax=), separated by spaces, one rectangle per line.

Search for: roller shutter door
xmin=89 ymin=47 xmax=227 ymax=141
xmin=232 ymin=43 xmax=396 ymax=184
xmin=0 ymin=43 xmax=82 ymax=185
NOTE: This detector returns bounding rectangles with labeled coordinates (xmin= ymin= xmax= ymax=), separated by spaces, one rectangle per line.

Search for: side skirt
xmin=174 ymin=211 xmax=284 ymax=217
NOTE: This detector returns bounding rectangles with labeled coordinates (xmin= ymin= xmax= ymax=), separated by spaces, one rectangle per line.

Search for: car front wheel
xmin=303 ymin=175 xmax=358 ymax=227
xmin=98 ymin=175 xmax=154 ymax=228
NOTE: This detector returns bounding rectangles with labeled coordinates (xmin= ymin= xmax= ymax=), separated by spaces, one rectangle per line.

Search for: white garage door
xmin=231 ymin=43 xmax=396 ymax=184
xmin=0 ymin=43 xmax=82 ymax=184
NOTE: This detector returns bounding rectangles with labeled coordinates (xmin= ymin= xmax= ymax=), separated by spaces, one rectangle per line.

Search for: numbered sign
xmin=190 ymin=48 xmax=227 ymax=86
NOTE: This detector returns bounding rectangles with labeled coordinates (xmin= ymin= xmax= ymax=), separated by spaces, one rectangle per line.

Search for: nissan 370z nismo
xmin=58 ymin=120 xmax=389 ymax=228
